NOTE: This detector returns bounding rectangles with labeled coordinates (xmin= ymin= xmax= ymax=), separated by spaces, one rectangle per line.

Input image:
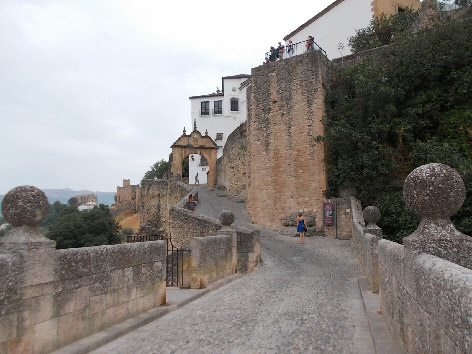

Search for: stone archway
xmin=170 ymin=128 xmax=218 ymax=189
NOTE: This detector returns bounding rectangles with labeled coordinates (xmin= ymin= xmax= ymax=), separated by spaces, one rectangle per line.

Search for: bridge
xmin=1 ymin=163 xmax=471 ymax=353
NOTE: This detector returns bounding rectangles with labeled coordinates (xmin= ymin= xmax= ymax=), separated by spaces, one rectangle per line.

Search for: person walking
xmin=195 ymin=173 xmax=199 ymax=185
xmin=296 ymin=212 xmax=307 ymax=244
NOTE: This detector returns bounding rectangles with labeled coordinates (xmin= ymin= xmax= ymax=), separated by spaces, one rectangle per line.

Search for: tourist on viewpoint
xmin=296 ymin=212 xmax=307 ymax=244
xmin=306 ymin=36 xmax=314 ymax=52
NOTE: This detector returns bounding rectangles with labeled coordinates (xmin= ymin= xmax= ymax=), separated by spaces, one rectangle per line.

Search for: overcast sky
xmin=0 ymin=0 xmax=335 ymax=194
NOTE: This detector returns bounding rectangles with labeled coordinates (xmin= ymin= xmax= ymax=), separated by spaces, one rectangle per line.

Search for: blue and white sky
xmin=0 ymin=0 xmax=336 ymax=194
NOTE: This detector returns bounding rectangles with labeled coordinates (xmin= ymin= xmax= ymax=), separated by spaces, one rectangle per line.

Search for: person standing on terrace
xmin=306 ymin=36 xmax=314 ymax=52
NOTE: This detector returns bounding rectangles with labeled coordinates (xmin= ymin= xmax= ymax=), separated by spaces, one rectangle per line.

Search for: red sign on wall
xmin=324 ymin=202 xmax=334 ymax=226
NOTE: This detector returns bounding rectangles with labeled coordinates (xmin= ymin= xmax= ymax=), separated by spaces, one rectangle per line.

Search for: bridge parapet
xmin=352 ymin=163 xmax=472 ymax=353
xmin=0 ymin=185 xmax=167 ymax=353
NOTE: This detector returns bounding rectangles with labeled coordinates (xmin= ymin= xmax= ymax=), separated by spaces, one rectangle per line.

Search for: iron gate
xmin=165 ymin=236 xmax=191 ymax=288
xmin=126 ymin=234 xmax=190 ymax=288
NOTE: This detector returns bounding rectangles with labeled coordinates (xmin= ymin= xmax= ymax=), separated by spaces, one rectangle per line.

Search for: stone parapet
xmin=0 ymin=186 xmax=167 ymax=353
xmin=189 ymin=235 xmax=233 ymax=289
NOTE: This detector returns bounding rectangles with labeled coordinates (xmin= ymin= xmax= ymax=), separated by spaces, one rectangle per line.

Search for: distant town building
xmin=74 ymin=193 xmax=98 ymax=206
xmin=188 ymin=74 xmax=250 ymax=184
xmin=78 ymin=202 xmax=97 ymax=211
xmin=283 ymin=0 xmax=421 ymax=59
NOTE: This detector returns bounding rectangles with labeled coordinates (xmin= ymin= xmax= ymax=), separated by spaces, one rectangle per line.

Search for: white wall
xmin=188 ymin=154 xmax=208 ymax=185
xmin=189 ymin=76 xmax=248 ymax=182
xmin=287 ymin=0 xmax=373 ymax=59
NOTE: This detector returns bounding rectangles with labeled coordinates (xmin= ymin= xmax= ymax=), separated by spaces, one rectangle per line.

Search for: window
xmin=214 ymin=100 xmax=222 ymax=114
xmin=201 ymin=101 xmax=210 ymax=115
xmin=215 ymin=133 xmax=223 ymax=141
xmin=230 ymin=98 xmax=239 ymax=112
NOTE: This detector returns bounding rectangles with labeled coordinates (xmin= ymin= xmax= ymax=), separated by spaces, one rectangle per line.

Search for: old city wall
xmin=246 ymin=51 xmax=329 ymax=228
xmin=139 ymin=178 xmax=191 ymax=236
xmin=216 ymin=123 xmax=247 ymax=201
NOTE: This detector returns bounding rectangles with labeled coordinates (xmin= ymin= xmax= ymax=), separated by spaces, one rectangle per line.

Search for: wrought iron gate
xmin=165 ymin=236 xmax=191 ymax=288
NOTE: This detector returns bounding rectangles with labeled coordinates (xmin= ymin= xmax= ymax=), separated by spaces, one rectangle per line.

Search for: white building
xmin=78 ymin=202 xmax=97 ymax=211
xmin=283 ymin=0 xmax=420 ymax=59
xmin=188 ymin=74 xmax=250 ymax=185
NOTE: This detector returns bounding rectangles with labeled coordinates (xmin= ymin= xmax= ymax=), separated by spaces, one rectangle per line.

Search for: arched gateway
xmin=170 ymin=127 xmax=218 ymax=189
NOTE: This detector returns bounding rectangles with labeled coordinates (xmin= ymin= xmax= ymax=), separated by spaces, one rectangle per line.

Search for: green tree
xmin=325 ymin=17 xmax=472 ymax=242
xmin=118 ymin=227 xmax=134 ymax=242
xmin=141 ymin=159 xmax=169 ymax=185
xmin=47 ymin=204 xmax=121 ymax=249
xmin=348 ymin=9 xmax=418 ymax=53
xmin=68 ymin=197 xmax=79 ymax=208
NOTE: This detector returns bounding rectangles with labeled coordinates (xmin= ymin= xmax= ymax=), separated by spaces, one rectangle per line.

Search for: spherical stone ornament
xmin=1 ymin=186 xmax=49 ymax=227
xmin=403 ymin=163 xmax=465 ymax=218
xmin=363 ymin=206 xmax=381 ymax=226
xmin=219 ymin=209 xmax=235 ymax=226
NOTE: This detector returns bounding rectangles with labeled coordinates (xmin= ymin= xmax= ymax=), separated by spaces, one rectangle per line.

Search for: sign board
xmin=324 ymin=202 xmax=334 ymax=226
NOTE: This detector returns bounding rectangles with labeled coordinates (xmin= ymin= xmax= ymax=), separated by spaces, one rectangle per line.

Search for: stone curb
xmin=357 ymin=276 xmax=404 ymax=354
xmin=51 ymin=274 xmax=242 ymax=354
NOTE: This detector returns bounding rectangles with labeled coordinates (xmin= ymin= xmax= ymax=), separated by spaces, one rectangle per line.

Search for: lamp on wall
xmin=191 ymin=155 xmax=194 ymax=161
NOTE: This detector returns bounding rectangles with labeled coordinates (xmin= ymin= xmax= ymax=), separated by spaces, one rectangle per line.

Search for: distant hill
xmin=0 ymin=189 xmax=116 ymax=215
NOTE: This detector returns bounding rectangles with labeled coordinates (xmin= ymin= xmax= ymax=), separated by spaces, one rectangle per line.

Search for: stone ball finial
xmin=219 ymin=209 xmax=235 ymax=226
xmin=403 ymin=163 xmax=465 ymax=219
xmin=1 ymin=186 xmax=49 ymax=227
xmin=363 ymin=206 xmax=381 ymax=227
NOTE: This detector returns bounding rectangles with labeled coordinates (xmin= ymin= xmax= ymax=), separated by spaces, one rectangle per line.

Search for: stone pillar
xmin=402 ymin=163 xmax=472 ymax=270
xmin=0 ymin=186 xmax=57 ymax=353
xmin=0 ymin=186 xmax=56 ymax=285
xmin=363 ymin=206 xmax=382 ymax=238
xmin=216 ymin=210 xmax=237 ymax=274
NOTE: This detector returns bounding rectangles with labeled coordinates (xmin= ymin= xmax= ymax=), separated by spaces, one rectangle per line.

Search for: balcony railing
xmin=265 ymin=38 xmax=327 ymax=63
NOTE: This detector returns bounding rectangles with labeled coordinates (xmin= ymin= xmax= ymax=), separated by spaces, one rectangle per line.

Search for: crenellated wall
xmin=246 ymin=51 xmax=328 ymax=228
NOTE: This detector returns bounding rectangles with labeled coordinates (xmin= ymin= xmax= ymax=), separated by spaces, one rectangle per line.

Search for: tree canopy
xmin=47 ymin=204 xmax=121 ymax=249
xmin=141 ymin=159 xmax=169 ymax=185
xmin=325 ymin=16 xmax=472 ymax=242
xmin=348 ymin=8 xmax=418 ymax=53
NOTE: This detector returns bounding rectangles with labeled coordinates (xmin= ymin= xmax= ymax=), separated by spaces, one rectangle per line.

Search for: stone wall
xmin=236 ymin=228 xmax=261 ymax=274
xmin=246 ymin=51 xmax=329 ymax=228
xmin=216 ymin=123 xmax=247 ymax=201
xmin=189 ymin=235 xmax=233 ymax=289
xmin=168 ymin=188 xmax=220 ymax=247
xmin=139 ymin=178 xmax=191 ymax=237
xmin=350 ymin=198 xmax=382 ymax=293
xmin=0 ymin=230 xmax=166 ymax=353
xmin=351 ymin=163 xmax=472 ymax=352
xmin=378 ymin=240 xmax=472 ymax=353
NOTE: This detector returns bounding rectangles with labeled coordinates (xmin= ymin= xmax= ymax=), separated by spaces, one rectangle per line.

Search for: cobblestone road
xmin=91 ymin=187 xmax=376 ymax=353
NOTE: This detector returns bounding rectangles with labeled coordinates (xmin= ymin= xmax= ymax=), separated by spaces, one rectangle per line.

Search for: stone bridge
xmin=1 ymin=163 xmax=471 ymax=353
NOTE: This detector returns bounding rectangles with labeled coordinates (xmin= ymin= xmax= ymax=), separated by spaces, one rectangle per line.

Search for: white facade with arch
xmin=188 ymin=74 xmax=250 ymax=184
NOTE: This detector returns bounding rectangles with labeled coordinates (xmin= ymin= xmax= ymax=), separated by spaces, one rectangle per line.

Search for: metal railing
xmin=126 ymin=233 xmax=190 ymax=288
xmin=265 ymin=38 xmax=327 ymax=62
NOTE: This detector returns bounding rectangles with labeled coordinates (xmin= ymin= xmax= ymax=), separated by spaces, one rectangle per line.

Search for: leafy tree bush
xmin=325 ymin=17 xmax=472 ymax=242
xmin=118 ymin=227 xmax=134 ymax=242
xmin=348 ymin=9 xmax=418 ymax=53
xmin=47 ymin=204 xmax=121 ymax=249
xmin=141 ymin=159 xmax=169 ymax=185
